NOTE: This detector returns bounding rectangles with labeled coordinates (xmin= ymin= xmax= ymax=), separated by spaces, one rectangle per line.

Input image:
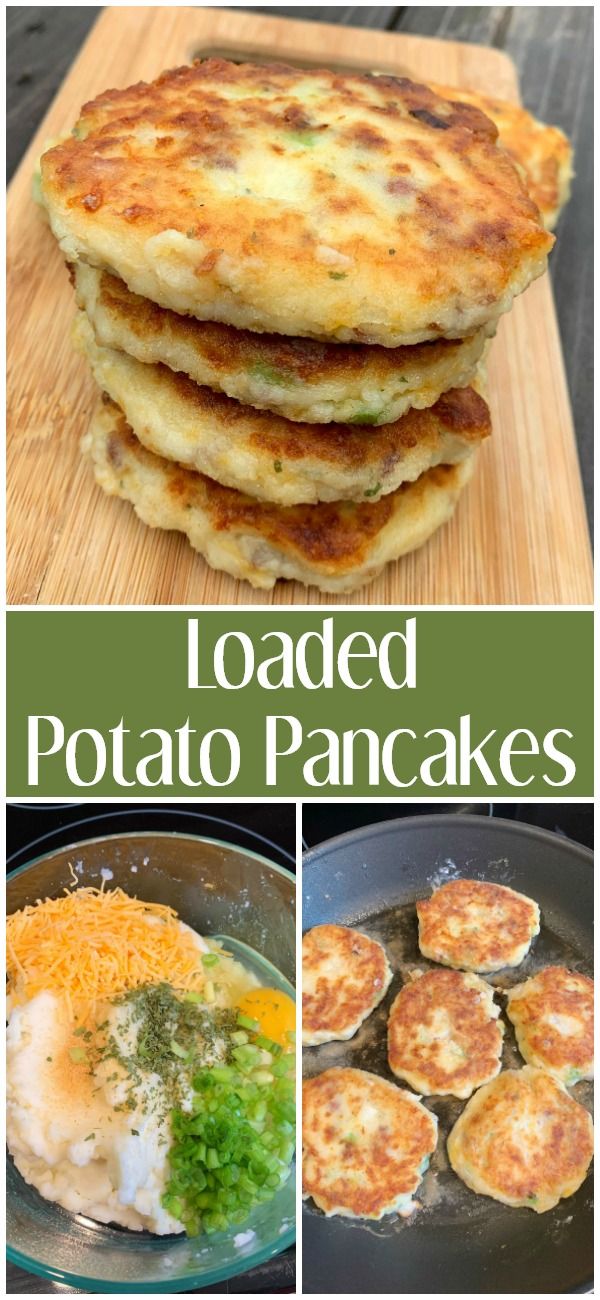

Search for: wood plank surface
xmin=7 ymin=5 xmax=593 ymax=606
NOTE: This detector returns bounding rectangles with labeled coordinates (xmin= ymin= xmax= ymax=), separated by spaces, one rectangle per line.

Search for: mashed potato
xmin=7 ymin=989 xmax=181 ymax=1232
xmin=7 ymin=927 xmax=258 ymax=1234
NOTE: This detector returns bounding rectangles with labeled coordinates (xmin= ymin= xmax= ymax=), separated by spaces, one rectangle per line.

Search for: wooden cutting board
xmin=7 ymin=5 xmax=592 ymax=606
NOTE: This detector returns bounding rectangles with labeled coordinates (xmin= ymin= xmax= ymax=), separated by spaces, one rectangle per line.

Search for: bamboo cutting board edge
xmin=6 ymin=6 xmax=593 ymax=606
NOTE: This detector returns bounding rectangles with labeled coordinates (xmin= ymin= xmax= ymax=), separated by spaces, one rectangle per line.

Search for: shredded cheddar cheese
xmin=6 ymin=877 xmax=205 ymax=1011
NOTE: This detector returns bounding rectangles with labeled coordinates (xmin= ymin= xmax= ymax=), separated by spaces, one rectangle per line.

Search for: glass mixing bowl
xmin=6 ymin=832 xmax=296 ymax=1293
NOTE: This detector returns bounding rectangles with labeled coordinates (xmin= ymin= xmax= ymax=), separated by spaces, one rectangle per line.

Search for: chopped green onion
xmin=182 ymin=991 xmax=204 ymax=1003
xmin=237 ymin=1013 xmax=260 ymax=1033
xmin=210 ymin=1066 xmax=235 ymax=1083
xmin=163 ymin=1064 xmax=295 ymax=1237
xmin=285 ymin=129 xmax=317 ymax=147
xmin=249 ymin=360 xmax=295 ymax=388
xmin=233 ymin=1043 xmax=260 ymax=1061
xmin=255 ymin=1033 xmax=283 ymax=1057
xmin=163 ymin=1193 xmax=184 ymax=1220
xmin=231 ymin=1030 xmax=249 ymax=1046
xmin=349 ymin=412 xmax=381 ymax=427
xmin=170 ymin=1040 xmax=187 ymax=1059
xmin=202 ymin=953 xmax=219 ymax=968
xmin=251 ymin=1069 xmax=274 ymax=1086
xmin=271 ymin=1054 xmax=295 ymax=1077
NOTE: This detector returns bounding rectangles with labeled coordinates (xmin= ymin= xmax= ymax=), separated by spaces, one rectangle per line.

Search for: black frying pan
xmin=302 ymin=814 xmax=593 ymax=1295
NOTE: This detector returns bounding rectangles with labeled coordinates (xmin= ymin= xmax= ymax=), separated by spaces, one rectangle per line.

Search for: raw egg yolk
xmin=237 ymin=988 xmax=295 ymax=1048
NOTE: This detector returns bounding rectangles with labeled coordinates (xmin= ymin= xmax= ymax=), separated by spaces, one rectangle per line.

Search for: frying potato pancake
xmin=417 ymin=878 xmax=540 ymax=973
xmin=302 ymin=925 xmax=392 ymax=1046
xmin=74 ymin=311 xmax=490 ymax=505
xmin=74 ymin=263 xmax=492 ymax=426
xmin=303 ymin=1067 xmax=437 ymax=1218
xmin=41 ymin=59 xmax=552 ymax=345
xmin=387 ymin=967 xmax=503 ymax=1098
xmin=84 ymin=397 xmax=477 ymax=593
xmin=447 ymin=1066 xmax=593 ymax=1213
xmin=506 ymin=965 xmax=594 ymax=1085
xmin=430 ymin=84 xmax=572 ymax=231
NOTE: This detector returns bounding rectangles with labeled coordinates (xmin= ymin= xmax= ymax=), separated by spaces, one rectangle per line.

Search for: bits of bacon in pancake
xmin=447 ymin=1066 xmax=593 ymax=1213
xmin=417 ymin=878 xmax=540 ymax=973
xmin=74 ymin=263 xmax=493 ymax=427
xmin=41 ymin=59 xmax=552 ymax=345
xmin=387 ymin=967 xmax=503 ymax=1098
xmin=302 ymin=925 xmax=392 ymax=1045
xmin=303 ymin=1067 xmax=437 ymax=1218
xmin=506 ymin=965 xmax=594 ymax=1085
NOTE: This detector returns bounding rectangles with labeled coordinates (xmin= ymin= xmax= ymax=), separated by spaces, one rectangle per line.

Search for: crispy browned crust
xmin=303 ymin=1067 xmax=437 ymax=1217
xmin=448 ymin=1068 xmax=593 ymax=1206
xmin=244 ymin=384 xmax=489 ymax=470
xmin=41 ymin=59 xmax=553 ymax=343
xmin=507 ymin=966 xmax=594 ymax=1078
xmin=302 ymin=925 xmax=391 ymax=1041
xmin=87 ymin=396 xmax=477 ymax=590
xmin=417 ymin=878 xmax=539 ymax=971
xmin=76 ymin=305 xmax=490 ymax=506
xmin=387 ymin=969 xmax=502 ymax=1094
xmin=79 ymin=60 xmax=500 ymax=141
xmin=102 ymin=401 xmax=393 ymax=564
xmin=101 ymin=399 xmax=471 ymax=569
xmin=95 ymin=268 xmax=486 ymax=386
xmin=88 ymin=322 xmax=491 ymax=477
xmin=431 ymin=83 xmax=572 ymax=230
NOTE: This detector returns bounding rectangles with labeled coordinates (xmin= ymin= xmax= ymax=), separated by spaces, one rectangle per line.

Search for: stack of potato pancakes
xmin=40 ymin=59 xmax=567 ymax=593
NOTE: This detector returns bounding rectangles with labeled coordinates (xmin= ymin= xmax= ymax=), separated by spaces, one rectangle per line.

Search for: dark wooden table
xmin=7 ymin=6 xmax=592 ymax=528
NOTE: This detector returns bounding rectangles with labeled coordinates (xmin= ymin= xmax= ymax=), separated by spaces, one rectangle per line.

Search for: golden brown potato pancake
xmin=83 ymin=395 xmax=478 ymax=594
xmin=303 ymin=1067 xmax=437 ymax=1218
xmin=448 ymin=1066 xmax=593 ymax=1212
xmin=74 ymin=262 xmax=492 ymax=426
xmin=387 ymin=967 xmax=503 ymax=1098
xmin=417 ymin=878 xmax=540 ymax=972
xmin=41 ymin=59 xmax=552 ymax=345
xmin=302 ymin=925 xmax=392 ymax=1045
xmin=430 ymin=83 xmax=572 ymax=230
xmin=74 ymin=311 xmax=490 ymax=506
xmin=506 ymin=965 xmax=593 ymax=1085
